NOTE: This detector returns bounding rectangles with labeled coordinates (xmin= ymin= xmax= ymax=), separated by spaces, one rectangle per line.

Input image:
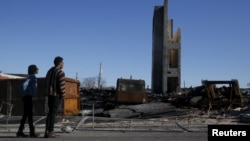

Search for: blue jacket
xmin=21 ymin=74 xmax=37 ymax=97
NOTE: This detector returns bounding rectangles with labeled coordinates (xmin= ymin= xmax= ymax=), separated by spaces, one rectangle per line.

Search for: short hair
xmin=28 ymin=64 xmax=38 ymax=75
xmin=54 ymin=56 xmax=63 ymax=66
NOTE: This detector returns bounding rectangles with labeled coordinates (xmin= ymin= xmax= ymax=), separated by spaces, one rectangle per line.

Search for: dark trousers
xmin=45 ymin=95 xmax=61 ymax=132
xmin=17 ymin=95 xmax=35 ymax=133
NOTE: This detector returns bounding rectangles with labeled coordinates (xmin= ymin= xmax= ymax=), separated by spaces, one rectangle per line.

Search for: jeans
xmin=45 ymin=95 xmax=61 ymax=132
xmin=18 ymin=95 xmax=35 ymax=133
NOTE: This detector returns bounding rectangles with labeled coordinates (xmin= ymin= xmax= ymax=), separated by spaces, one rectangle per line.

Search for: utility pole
xmin=98 ymin=63 xmax=102 ymax=89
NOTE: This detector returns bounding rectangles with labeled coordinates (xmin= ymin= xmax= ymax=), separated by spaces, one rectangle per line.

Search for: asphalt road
xmin=0 ymin=130 xmax=208 ymax=141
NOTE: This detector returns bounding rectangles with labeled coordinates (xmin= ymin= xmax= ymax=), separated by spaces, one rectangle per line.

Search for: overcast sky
xmin=1 ymin=0 xmax=250 ymax=88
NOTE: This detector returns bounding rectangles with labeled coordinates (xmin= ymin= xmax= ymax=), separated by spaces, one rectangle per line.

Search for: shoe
xmin=44 ymin=130 xmax=49 ymax=138
xmin=44 ymin=133 xmax=48 ymax=138
xmin=29 ymin=132 xmax=40 ymax=138
xmin=44 ymin=131 xmax=57 ymax=138
xmin=16 ymin=132 xmax=28 ymax=138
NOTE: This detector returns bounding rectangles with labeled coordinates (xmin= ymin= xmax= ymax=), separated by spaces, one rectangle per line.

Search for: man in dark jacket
xmin=44 ymin=56 xmax=65 ymax=138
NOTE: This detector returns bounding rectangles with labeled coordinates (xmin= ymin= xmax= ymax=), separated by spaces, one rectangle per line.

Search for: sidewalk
xmin=0 ymin=114 xmax=247 ymax=134
xmin=1 ymin=115 xmax=249 ymax=141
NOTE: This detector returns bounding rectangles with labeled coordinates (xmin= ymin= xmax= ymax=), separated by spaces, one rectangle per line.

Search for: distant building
xmin=151 ymin=0 xmax=181 ymax=94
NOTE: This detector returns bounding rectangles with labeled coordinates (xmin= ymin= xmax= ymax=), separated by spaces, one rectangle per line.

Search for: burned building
xmin=151 ymin=0 xmax=181 ymax=94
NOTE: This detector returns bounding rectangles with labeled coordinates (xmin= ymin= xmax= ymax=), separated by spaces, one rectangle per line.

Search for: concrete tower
xmin=151 ymin=0 xmax=181 ymax=94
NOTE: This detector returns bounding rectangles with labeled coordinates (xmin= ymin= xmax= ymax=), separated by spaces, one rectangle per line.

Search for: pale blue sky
xmin=0 ymin=0 xmax=250 ymax=88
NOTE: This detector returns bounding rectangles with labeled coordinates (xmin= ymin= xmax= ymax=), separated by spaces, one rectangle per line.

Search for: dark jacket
xmin=21 ymin=74 xmax=37 ymax=97
xmin=45 ymin=66 xmax=66 ymax=98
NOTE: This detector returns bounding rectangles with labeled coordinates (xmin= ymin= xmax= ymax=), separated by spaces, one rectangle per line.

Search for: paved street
xmin=1 ymin=113 xmax=246 ymax=141
xmin=0 ymin=116 xmax=208 ymax=141
xmin=0 ymin=130 xmax=207 ymax=141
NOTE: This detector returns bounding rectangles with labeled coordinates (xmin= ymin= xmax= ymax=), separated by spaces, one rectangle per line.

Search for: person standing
xmin=44 ymin=56 xmax=65 ymax=138
xmin=16 ymin=64 xmax=39 ymax=138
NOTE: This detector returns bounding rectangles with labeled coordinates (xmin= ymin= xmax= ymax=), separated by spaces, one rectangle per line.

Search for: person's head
xmin=54 ymin=56 xmax=64 ymax=69
xmin=28 ymin=64 xmax=38 ymax=75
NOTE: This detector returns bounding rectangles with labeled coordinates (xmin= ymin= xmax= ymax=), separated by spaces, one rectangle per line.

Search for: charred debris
xmin=79 ymin=78 xmax=250 ymax=123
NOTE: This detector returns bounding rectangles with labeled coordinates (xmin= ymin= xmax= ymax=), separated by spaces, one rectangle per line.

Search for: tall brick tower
xmin=151 ymin=0 xmax=181 ymax=94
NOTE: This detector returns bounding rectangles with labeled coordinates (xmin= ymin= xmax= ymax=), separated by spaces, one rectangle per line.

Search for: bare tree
xmin=81 ymin=76 xmax=107 ymax=89
xmin=247 ymin=82 xmax=250 ymax=88
xmin=81 ymin=77 xmax=96 ymax=88
xmin=98 ymin=78 xmax=107 ymax=89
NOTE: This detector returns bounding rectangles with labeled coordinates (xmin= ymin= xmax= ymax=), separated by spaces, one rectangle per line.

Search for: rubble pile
xmin=79 ymin=85 xmax=250 ymax=124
